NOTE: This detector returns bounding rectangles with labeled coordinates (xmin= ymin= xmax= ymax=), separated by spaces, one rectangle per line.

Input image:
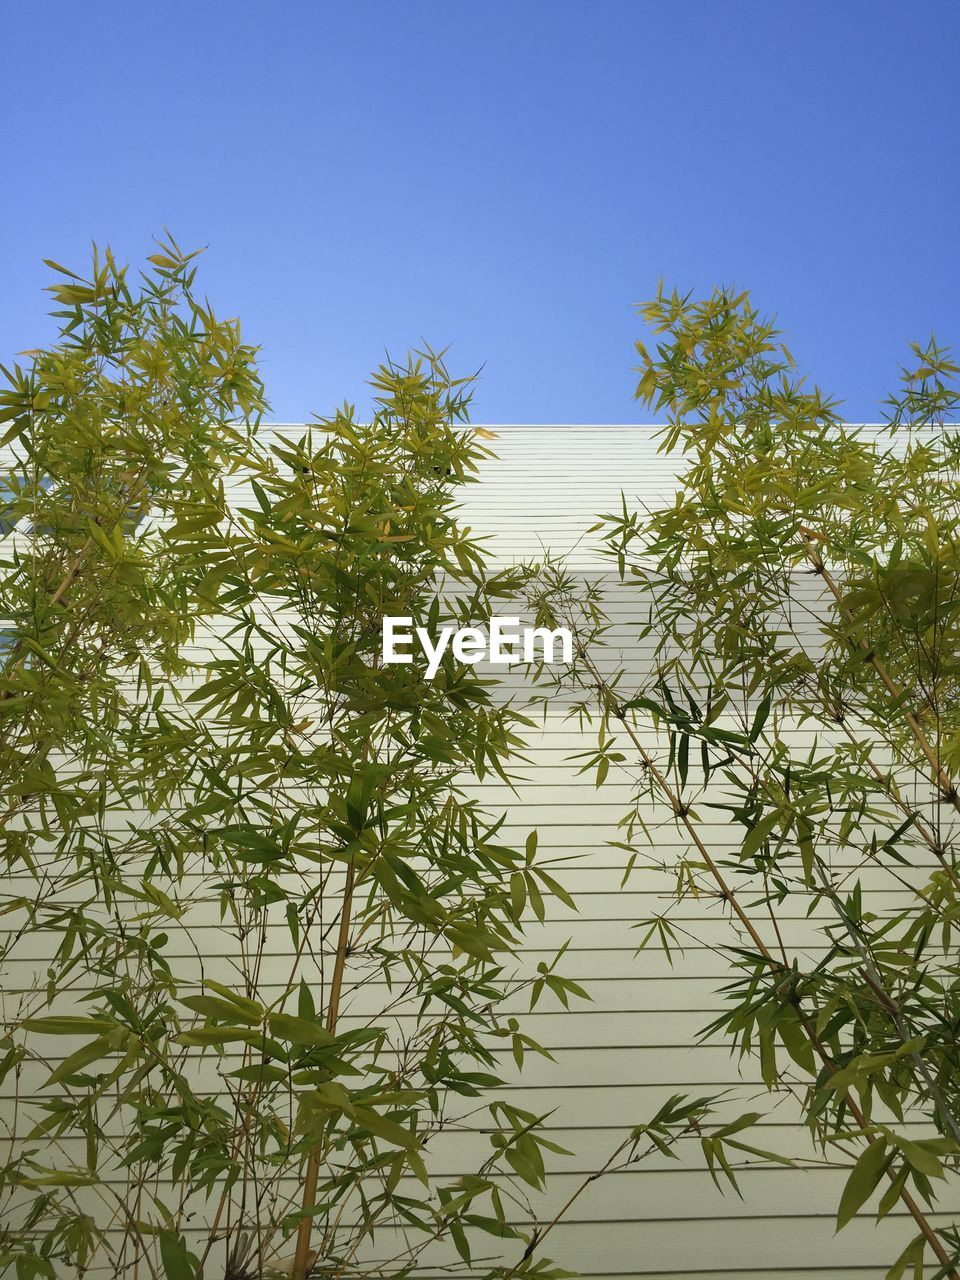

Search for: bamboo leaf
xmin=837 ymin=1138 xmax=889 ymax=1230
xmin=741 ymin=810 xmax=781 ymax=859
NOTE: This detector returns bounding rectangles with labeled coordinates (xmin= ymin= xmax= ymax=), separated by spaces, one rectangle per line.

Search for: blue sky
xmin=2 ymin=2 xmax=957 ymax=423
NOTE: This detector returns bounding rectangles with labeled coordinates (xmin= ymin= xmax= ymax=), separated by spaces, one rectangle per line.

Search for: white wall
xmin=443 ymin=424 xmax=942 ymax=1279
xmin=1 ymin=424 xmax=942 ymax=1279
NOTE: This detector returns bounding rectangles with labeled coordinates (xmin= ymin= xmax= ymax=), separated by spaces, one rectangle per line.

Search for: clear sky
xmin=2 ymin=1 xmax=957 ymax=424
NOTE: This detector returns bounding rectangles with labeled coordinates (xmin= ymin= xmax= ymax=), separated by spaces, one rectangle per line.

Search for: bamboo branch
xmin=0 ymin=536 xmax=93 ymax=701
xmin=291 ymin=857 xmax=356 ymax=1280
xmin=497 ymin=1124 xmax=697 ymax=1280
xmin=563 ymin=628 xmax=960 ymax=1278
xmin=799 ymin=530 xmax=960 ymax=813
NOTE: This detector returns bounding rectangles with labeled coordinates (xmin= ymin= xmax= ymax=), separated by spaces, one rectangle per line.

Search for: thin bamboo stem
xmin=291 ymin=857 xmax=356 ymax=1280
xmin=569 ymin=637 xmax=960 ymax=1278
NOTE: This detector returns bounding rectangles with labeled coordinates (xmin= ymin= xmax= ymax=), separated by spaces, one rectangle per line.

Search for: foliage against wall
xmin=529 ymin=287 xmax=960 ymax=1279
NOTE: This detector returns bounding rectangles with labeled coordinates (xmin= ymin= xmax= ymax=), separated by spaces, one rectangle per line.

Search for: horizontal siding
xmin=0 ymin=423 xmax=943 ymax=1279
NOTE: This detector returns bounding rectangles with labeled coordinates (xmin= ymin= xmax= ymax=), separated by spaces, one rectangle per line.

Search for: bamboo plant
xmin=0 ymin=248 xmax=729 ymax=1280
xmin=526 ymin=286 xmax=960 ymax=1279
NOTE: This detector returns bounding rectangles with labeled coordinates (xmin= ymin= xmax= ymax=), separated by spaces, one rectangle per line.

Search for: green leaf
xmin=449 ymin=1218 xmax=471 ymax=1264
xmin=18 ymin=1166 xmax=99 ymax=1187
xmin=837 ymin=1138 xmax=889 ymax=1230
xmin=45 ymin=1035 xmax=115 ymax=1085
xmin=204 ymin=980 xmax=263 ymax=1019
xmin=22 ymin=1017 xmax=116 ymax=1036
xmin=749 ymin=692 xmax=772 ymax=743
xmin=406 ymin=1146 xmax=429 ymax=1187
xmin=741 ymin=810 xmax=781 ymax=859
xmin=510 ymin=871 xmax=526 ymax=920
xmin=266 ymin=1012 xmax=335 ymax=1047
xmin=797 ymin=816 xmax=815 ymax=887
xmin=174 ymin=1027 xmax=262 ymax=1047
xmin=349 ymin=1105 xmax=420 ymax=1151
xmin=535 ymin=867 xmax=578 ymax=911
xmin=895 ymin=1136 xmax=946 ymax=1179
xmin=159 ymin=1230 xmax=197 ymax=1280
xmin=87 ymin=517 xmax=119 ymax=558
xmin=876 ymin=1165 xmax=909 ymax=1220
xmin=884 ymin=1231 xmax=925 ymax=1280
xmin=179 ymin=995 xmax=260 ymax=1025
